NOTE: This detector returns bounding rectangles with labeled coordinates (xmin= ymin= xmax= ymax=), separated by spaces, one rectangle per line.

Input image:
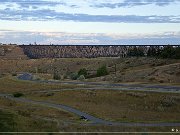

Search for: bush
xmin=13 ymin=92 xmax=24 ymax=98
xmin=160 ymin=97 xmax=176 ymax=107
xmin=78 ymin=75 xmax=85 ymax=81
xmin=78 ymin=68 xmax=87 ymax=78
xmin=96 ymin=65 xmax=109 ymax=77
xmin=32 ymin=75 xmax=41 ymax=81
xmin=127 ymin=46 xmax=145 ymax=57
xmin=70 ymin=72 xmax=79 ymax=80
xmin=12 ymin=73 xmax=17 ymax=76
xmin=53 ymin=72 xmax=61 ymax=80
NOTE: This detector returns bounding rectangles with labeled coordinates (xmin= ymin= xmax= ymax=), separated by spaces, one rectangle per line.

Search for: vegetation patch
xmin=28 ymin=90 xmax=180 ymax=123
xmin=96 ymin=65 xmax=109 ymax=77
xmin=13 ymin=92 xmax=24 ymax=98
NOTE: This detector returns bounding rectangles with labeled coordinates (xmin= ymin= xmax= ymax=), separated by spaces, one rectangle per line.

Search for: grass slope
xmin=28 ymin=90 xmax=180 ymax=123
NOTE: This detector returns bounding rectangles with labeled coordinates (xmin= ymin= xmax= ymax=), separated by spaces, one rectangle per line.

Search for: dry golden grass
xmin=28 ymin=90 xmax=180 ymax=123
xmin=0 ymin=76 xmax=86 ymax=93
xmin=1 ymin=57 xmax=180 ymax=83
xmin=0 ymin=97 xmax=78 ymax=121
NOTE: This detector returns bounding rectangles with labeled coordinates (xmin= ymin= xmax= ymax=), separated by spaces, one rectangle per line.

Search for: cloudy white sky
xmin=0 ymin=0 xmax=180 ymax=45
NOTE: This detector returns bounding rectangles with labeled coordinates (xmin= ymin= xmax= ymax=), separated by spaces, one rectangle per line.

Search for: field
xmin=0 ymin=55 xmax=180 ymax=133
xmin=0 ymin=57 xmax=180 ymax=83
xmin=27 ymin=90 xmax=180 ymax=123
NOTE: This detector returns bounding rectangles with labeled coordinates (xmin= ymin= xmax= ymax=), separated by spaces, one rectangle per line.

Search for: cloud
xmin=0 ymin=30 xmax=180 ymax=45
xmin=91 ymin=0 xmax=179 ymax=8
xmin=0 ymin=8 xmax=180 ymax=23
xmin=0 ymin=0 xmax=78 ymax=9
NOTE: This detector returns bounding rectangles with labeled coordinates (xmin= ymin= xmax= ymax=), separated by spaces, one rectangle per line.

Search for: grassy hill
xmin=0 ymin=57 xmax=180 ymax=84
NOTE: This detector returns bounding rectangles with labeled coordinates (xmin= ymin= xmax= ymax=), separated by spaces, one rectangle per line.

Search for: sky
xmin=0 ymin=0 xmax=180 ymax=45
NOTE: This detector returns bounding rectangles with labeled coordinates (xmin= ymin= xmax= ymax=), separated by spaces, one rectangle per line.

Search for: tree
xmin=173 ymin=47 xmax=180 ymax=59
xmin=160 ymin=46 xmax=175 ymax=58
xmin=127 ymin=46 xmax=144 ymax=57
xmin=147 ymin=46 xmax=156 ymax=57
xmin=78 ymin=68 xmax=87 ymax=78
xmin=96 ymin=65 xmax=109 ymax=77
xmin=70 ymin=72 xmax=79 ymax=80
xmin=53 ymin=70 xmax=61 ymax=80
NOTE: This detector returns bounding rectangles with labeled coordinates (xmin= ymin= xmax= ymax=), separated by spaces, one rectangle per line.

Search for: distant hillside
xmin=0 ymin=56 xmax=180 ymax=84
xmin=0 ymin=45 xmax=28 ymax=60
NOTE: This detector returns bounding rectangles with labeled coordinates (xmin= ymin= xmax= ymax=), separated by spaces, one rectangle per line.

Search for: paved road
xmin=33 ymin=87 xmax=180 ymax=94
xmin=17 ymin=73 xmax=180 ymax=93
xmin=1 ymin=94 xmax=180 ymax=127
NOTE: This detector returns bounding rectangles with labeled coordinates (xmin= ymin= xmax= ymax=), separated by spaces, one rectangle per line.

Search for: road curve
xmin=0 ymin=94 xmax=180 ymax=127
xmin=17 ymin=73 xmax=180 ymax=93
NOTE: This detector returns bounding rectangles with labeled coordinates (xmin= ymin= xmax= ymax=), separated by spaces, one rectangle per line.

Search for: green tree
xmin=160 ymin=46 xmax=175 ymax=58
xmin=53 ymin=72 xmax=61 ymax=80
xmin=147 ymin=46 xmax=156 ymax=57
xmin=70 ymin=72 xmax=79 ymax=80
xmin=96 ymin=65 xmax=109 ymax=77
xmin=78 ymin=68 xmax=87 ymax=78
xmin=173 ymin=46 xmax=180 ymax=59
xmin=127 ymin=46 xmax=144 ymax=57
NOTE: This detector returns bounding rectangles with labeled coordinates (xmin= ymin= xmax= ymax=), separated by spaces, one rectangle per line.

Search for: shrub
xmin=78 ymin=68 xmax=87 ymax=78
xmin=160 ymin=97 xmax=176 ymax=107
xmin=159 ymin=80 xmax=164 ymax=83
xmin=46 ymin=92 xmax=54 ymax=97
xmin=12 ymin=73 xmax=17 ymax=76
xmin=78 ymin=75 xmax=85 ymax=81
xmin=96 ymin=65 xmax=109 ymax=77
xmin=32 ymin=75 xmax=41 ymax=81
xmin=13 ymin=92 xmax=24 ymax=98
xmin=53 ymin=72 xmax=61 ymax=80
xmin=70 ymin=72 xmax=79 ymax=80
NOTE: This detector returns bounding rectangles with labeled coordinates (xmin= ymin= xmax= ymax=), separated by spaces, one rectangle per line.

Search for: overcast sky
xmin=0 ymin=0 xmax=180 ymax=45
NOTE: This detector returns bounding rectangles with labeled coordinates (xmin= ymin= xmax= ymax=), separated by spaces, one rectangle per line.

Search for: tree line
xmin=127 ymin=46 xmax=180 ymax=59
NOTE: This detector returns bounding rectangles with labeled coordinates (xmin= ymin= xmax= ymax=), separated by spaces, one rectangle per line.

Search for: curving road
xmin=4 ymin=73 xmax=178 ymax=127
xmin=17 ymin=73 xmax=180 ymax=93
xmin=0 ymin=94 xmax=180 ymax=127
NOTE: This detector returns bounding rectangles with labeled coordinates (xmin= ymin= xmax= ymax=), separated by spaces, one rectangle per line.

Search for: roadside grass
xmin=0 ymin=97 xmax=78 ymax=121
xmin=27 ymin=90 xmax=180 ymax=123
xmin=0 ymin=97 xmax=87 ymax=132
xmin=0 ymin=108 xmax=59 ymax=132
xmin=0 ymin=107 xmax=176 ymax=133
xmin=1 ymin=97 xmax=168 ymax=133
xmin=0 ymin=76 xmax=86 ymax=93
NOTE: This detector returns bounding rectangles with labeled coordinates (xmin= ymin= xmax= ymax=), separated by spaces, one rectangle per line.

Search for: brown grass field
xmin=0 ymin=57 xmax=180 ymax=83
xmin=0 ymin=56 xmax=180 ymax=133
xmin=0 ymin=76 xmax=87 ymax=93
xmin=27 ymin=89 xmax=180 ymax=123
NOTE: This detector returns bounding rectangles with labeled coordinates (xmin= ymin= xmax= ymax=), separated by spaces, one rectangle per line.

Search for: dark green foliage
xmin=70 ymin=72 xmax=79 ymax=80
xmin=127 ymin=46 xmax=145 ymax=57
xmin=173 ymin=47 xmax=180 ymax=59
xmin=96 ymin=65 xmax=109 ymax=77
xmin=147 ymin=46 xmax=161 ymax=57
xmin=0 ymin=110 xmax=16 ymax=132
xmin=78 ymin=68 xmax=87 ymax=78
xmin=53 ymin=72 xmax=61 ymax=80
xmin=13 ymin=92 xmax=24 ymax=97
xmin=147 ymin=46 xmax=180 ymax=59
xmin=160 ymin=46 xmax=175 ymax=58
xmin=12 ymin=73 xmax=17 ymax=76
xmin=78 ymin=75 xmax=85 ymax=81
